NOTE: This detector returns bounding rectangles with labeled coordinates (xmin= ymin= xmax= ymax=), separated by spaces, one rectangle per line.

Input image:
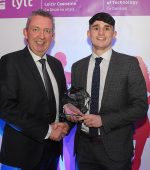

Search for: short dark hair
xmin=26 ymin=9 xmax=55 ymax=32
xmin=89 ymin=12 xmax=115 ymax=28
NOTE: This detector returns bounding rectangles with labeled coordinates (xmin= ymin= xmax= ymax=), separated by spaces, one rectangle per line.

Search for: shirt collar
xmin=91 ymin=48 xmax=112 ymax=62
xmin=27 ymin=46 xmax=47 ymax=63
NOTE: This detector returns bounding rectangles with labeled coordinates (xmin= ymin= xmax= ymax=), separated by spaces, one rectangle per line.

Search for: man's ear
xmin=113 ymin=30 xmax=117 ymax=39
xmin=52 ymin=32 xmax=55 ymax=39
xmin=87 ymin=30 xmax=90 ymax=38
xmin=23 ymin=28 xmax=28 ymax=39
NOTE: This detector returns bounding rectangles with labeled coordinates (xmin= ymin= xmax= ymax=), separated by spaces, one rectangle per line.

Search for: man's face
xmin=88 ymin=20 xmax=116 ymax=54
xmin=23 ymin=15 xmax=54 ymax=57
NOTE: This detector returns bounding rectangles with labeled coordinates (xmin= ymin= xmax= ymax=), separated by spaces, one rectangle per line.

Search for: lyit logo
xmin=12 ymin=0 xmax=33 ymax=9
xmin=0 ymin=0 xmax=6 ymax=10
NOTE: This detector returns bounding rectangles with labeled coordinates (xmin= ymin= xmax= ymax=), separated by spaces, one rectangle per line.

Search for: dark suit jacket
xmin=71 ymin=50 xmax=148 ymax=161
xmin=0 ymin=47 xmax=67 ymax=169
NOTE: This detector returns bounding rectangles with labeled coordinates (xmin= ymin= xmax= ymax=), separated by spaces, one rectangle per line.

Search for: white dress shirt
xmin=81 ymin=48 xmax=112 ymax=133
xmin=28 ymin=47 xmax=59 ymax=138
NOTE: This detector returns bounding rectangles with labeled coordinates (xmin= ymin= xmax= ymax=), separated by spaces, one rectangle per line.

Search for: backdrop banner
xmin=0 ymin=0 xmax=150 ymax=18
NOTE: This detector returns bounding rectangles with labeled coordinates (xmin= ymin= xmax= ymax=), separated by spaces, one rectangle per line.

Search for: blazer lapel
xmin=46 ymin=56 xmax=61 ymax=94
xmin=23 ymin=47 xmax=47 ymax=97
xmin=81 ymin=56 xmax=91 ymax=89
xmin=100 ymin=51 xmax=119 ymax=110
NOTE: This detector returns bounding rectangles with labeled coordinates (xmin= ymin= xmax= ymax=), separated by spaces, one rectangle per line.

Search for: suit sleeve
xmin=0 ymin=55 xmax=49 ymax=142
xmin=101 ymin=57 xmax=148 ymax=133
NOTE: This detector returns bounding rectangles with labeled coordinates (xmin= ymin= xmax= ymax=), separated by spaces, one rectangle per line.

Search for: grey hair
xmin=26 ymin=9 xmax=55 ymax=32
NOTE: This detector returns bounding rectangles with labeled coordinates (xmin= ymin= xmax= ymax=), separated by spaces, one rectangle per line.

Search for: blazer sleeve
xmin=101 ymin=57 xmax=148 ymax=133
xmin=0 ymin=55 xmax=49 ymax=142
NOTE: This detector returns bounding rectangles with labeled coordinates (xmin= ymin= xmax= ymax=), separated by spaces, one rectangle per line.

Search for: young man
xmin=64 ymin=12 xmax=148 ymax=170
xmin=0 ymin=9 xmax=69 ymax=170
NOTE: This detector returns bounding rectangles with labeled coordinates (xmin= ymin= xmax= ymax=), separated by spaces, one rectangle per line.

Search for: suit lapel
xmin=81 ymin=56 xmax=91 ymax=89
xmin=23 ymin=47 xmax=47 ymax=97
xmin=46 ymin=56 xmax=61 ymax=94
xmin=100 ymin=51 xmax=119 ymax=110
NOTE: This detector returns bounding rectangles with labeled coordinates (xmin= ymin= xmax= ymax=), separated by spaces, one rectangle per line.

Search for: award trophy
xmin=61 ymin=87 xmax=91 ymax=118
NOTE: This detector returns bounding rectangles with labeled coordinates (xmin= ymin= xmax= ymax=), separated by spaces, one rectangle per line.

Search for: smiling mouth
xmin=36 ymin=40 xmax=45 ymax=45
xmin=97 ymin=37 xmax=105 ymax=41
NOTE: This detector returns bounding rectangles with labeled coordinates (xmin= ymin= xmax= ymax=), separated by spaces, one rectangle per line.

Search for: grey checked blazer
xmin=71 ymin=50 xmax=148 ymax=161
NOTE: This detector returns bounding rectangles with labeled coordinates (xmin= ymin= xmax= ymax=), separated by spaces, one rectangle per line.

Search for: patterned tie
xmin=39 ymin=59 xmax=56 ymax=114
xmin=89 ymin=57 xmax=103 ymax=137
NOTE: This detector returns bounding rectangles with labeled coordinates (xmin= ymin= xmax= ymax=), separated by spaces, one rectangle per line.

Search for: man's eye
xmin=105 ymin=27 xmax=111 ymax=31
xmin=93 ymin=27 xmax=99 ymax=31
xmin=44 ymin=29 xmax=52 ymax=34
xmin=33 ymin=28 xmax=39 ymax=32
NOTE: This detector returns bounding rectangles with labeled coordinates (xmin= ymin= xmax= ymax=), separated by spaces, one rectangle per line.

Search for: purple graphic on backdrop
xmin=55 ymin=52 xmax=71 ymax=89
xmin=0 ymin=0 xmax=150 ymax=18
xmin=0 ymin=0 xmax=41 ymax=18
xmin=42 ymin=0 xmax=104 ymax=17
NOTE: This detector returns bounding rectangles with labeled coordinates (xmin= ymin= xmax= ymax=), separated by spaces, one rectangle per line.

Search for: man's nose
xmin=39 ymin=30 xmax=45 ymax=38
xmin=98 ymin=29 xmax=104 ymax=35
